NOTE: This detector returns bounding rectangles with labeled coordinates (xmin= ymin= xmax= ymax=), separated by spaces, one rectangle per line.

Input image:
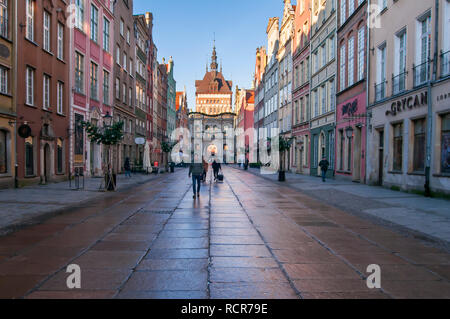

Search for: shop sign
xmin=342 ymin=99 xmax=358 ymax=117
xmin=386 ymin=91 xmax=427 ymax=116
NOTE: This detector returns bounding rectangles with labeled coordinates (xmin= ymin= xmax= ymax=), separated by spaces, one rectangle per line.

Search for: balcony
xmin=441 ymin=50 xmax=450 ymax=78
xmin=375 ymin=81 xmax=386 ymax=102
xmin=413 ymin=60 xmax=431 ymax=87
xmin=392 ymin=71 xmax=407 ymax=95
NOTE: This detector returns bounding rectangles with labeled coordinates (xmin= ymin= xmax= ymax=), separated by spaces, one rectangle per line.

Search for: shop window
xmin=25 ymin=136 xmax=34 ymax=176
xmin=441 ymin=114 xmax=450 ymax=174
xmin=0 ymin=129 xmax=7 ymax=174
xmin=413 ymin=118 xmax=426 ymax=172
xmin=339 ymin=129 xmax=344 ymax=171
xmin=393 ymin=122 xmax=403 ymax=171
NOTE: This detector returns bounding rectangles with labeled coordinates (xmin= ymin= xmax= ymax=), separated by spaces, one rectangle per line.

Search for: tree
xmin=277 ymin=136 xmax=294 ymax=181
xmin=80 ymin=120 xmax=124 ymax=191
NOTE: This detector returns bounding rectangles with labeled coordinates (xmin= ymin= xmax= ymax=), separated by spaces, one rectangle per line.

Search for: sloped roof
xmin=195 ymin=71 xmax=232 ymax=95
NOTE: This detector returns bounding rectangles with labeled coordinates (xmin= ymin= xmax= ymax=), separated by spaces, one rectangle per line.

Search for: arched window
xmin=0 ymin=130 xmax=7 ymax=174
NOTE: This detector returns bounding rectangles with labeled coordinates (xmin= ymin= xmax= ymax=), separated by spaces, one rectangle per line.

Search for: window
xmin=380 ymin=0 xmax=387 ymax=10
xmin=26 ymin=0 xmax=34 ymax=41
xmin=129 ymin=87 xmax=132 ymax=106
xmin=348 ymin=37 xmax=355 ymax=86
xmin=329 ymin=79 xmax=335 ymax=110
xmin=340 ymin=0 xmax=346 ymax=25
xmin=329 ymin=36 xmax=335 ymax=61
xmin=0 ymin=129 xmax=7 ymax=174
xmin=0 ymin=66 xmax=7 ymax=94
xmin=321 ymin=43 xmax=327 ymax=67
xmin=441 ymin=114 xmax=450 ymax=174
xmin=26 ymin=67 xmax=34 ymax=105
xmin=57 ymin=81 xmax=63 ymax=114
xmin=0 ymin=0 xmax=8 ymax=38
xmin=122 ymin=83 xmax=126 ymax=103
xmin=127 ymin=28 xmax=130 ymax=44
xmin=123 ymin=52 xmax=127 ymax=72
xmin=314 ymin=90 xmax=318 ymax=117
xmin=103 ymin=18 xmax=110 ymax=51
xmin=340 ymin=44 xmax=346 ymax=90
xmin=75 ymin=52 xmax=84 ymax=93
xmin=43 ymin=75 xmax=50 ymax=110
xmin=398 ymin=31 xmax=406 ymax=73
xmin=116 ymin=46 xmax=120 ymax=65
xmin=120 ymin=19 xmax=124 ymax=36
xmin=43 ymin=11 xmax=50 ymax=51
xmin=413 ymin=118 xmax=426 ymax=171
xmin=115 ymin=78 xmax=120 ymax=99
xmin=57 ymin=23 xmax=64 ymax=59
xmin=349 ymin=0 xmax=354 ymax=16
xmin=90 ymin=62 xmax=98 ymax=99
xmin=103 ymin=71 xmax=109 ymax=105
xmin=25 ymin=136 xmax=34 ymax=176
xmin=305 ymin=94 xmax=310 ymax=121
xmin=75 ymin=0 xmax=84 ymax=30
xmin=321 ymin=85 xmax=326 ymax=114
xmin=357 ymin=27 xmax=365 ymax=81
xmin=56 ymin=138 xmax=63 ymax=174
xmin=393 ymin=122 xmax=403 ymax=171
xmin=90 ymin=5 xmax=98 ymax=42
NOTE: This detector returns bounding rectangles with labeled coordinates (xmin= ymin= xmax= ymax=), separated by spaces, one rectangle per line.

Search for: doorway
xmin=353 ymin=127 xmax=362 ymax=182
xmin=44 ymin=143 xmax=51 ymax=183
xmin=378 ymin=130 xmax=384 ymax=186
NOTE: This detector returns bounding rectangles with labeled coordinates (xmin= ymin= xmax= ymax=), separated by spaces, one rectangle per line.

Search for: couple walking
xmin=188 ymin=155 xmax=222 ymax=198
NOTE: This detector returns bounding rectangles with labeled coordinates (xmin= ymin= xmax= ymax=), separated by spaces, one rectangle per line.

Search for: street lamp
xmin=103 ymin=112 xmax=113 ymax=127
xmin=345 ymin=126 xmax=354 ymax=139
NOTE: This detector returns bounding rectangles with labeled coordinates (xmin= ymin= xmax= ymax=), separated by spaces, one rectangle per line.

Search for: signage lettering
xmin=386 ymin=91 xmax=427 ymax=116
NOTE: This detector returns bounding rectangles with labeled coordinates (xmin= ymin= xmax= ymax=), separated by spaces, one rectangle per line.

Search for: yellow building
xmin=0 ymin=0 xmax=15 ymax=189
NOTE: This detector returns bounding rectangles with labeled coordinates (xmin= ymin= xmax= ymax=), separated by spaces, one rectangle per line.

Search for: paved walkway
xmin=0 ymin=167 xmax=449 ymax=299
xmin=0 ymin=173 xmax=164 ymax=236
xmin=238 ymin=166 xmax=450 ymax=248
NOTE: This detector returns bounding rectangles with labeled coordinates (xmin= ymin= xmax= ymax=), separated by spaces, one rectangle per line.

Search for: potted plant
xmin=278 ymin=136 xmax=294 ymax=182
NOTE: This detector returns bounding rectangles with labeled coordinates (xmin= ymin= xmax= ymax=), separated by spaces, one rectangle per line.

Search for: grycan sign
xmin=385 ymin=91 xmax=428 ymax=116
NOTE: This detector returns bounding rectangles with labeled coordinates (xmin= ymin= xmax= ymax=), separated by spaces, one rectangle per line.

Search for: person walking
xmin=319 ymin=157 xmax=330 ymax=182
xmin=202 ymin=159 xmax=209 ymax=183
xmin=212 ymin=160 xmax=221 ymax=182
xmin=189 ymin=155 xmax=204 ymax=198
xmin=124 ymin=157 xmax=131 ymax=178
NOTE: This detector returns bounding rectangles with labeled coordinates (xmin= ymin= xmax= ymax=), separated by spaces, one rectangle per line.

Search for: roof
xmin=195 ymin=71 xmax=232 ymax=95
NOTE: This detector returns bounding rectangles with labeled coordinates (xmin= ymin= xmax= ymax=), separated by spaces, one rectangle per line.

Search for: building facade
xmin=253 ymin=47 xmax=267 ymax=164
xmin=133 ymin=14 xmax=149 ymax=167
xmin=309 ymin=0 xmax=337 ymax=178
xmin=16 ymin=0 xmax=70 ymax=186
xmin=167 ymin=57 xmax=176 ymax=143
xmin=366 ymin=0 xmax=450 ymax=195
xmin=335 ymin=0 xmax=367 ymax=182
xmin=156 ymin=61 xmax=168 ymax=165
xmin=292 ymin=0 xmax=311 ymax=175
xmin=71 ymin=0 xmax=114 ymax=178
xmin=113 ymin=0 xmax=136 ymax=172
xmin=277 ymin=0 xmax=295 ymax=171
xmin=0 ymin=0 xmax=15 ymax=189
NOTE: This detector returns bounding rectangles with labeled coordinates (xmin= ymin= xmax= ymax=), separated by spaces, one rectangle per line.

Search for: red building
xmin=253 ymin=47 xmax=267 ymax=163
xmin=235 ymin=88 xmax=255 ymax=163
xmin=291 ymin=0 xmax=311 ymax=175
xmin=16 ymin=0 xmax=71 ymax=186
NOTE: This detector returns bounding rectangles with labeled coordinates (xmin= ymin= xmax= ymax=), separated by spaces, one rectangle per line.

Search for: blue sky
xmin=133 ymin=0 xmax=286 ymax=111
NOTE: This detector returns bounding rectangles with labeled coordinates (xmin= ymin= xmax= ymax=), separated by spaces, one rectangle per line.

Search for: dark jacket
xmin=189 ymin=163 xmax=204 ymax=176
xmin=319 ymin=159 xmax=329 ymax=170
xmin=124 ymin=159 xmax=131 ymax=171
xmin=212 ymin=161 xmax=221 ymax=171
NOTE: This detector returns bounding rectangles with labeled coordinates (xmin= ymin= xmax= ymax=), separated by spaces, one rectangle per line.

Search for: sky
xmin=133 ymin=0 xmax=287 ymax=111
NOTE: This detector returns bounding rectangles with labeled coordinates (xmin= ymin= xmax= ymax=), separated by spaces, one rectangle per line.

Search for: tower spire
xmin=210 ymin=39 xmax=218 ymax=72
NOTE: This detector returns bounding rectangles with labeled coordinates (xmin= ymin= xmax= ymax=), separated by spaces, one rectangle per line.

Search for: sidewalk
xmin=233 ymin=165 xmax=450 ymax=248
xmin=0 ymin=172 xmax=170 ymax=236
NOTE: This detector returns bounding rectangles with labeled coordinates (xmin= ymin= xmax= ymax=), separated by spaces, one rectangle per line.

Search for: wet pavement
xmin=0 ymin=167 xmax=449 ymax=299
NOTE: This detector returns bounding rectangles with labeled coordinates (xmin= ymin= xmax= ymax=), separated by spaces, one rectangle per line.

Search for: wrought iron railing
xmin=375 ymin=81 xmax=386 ymax=102
xmin=413 ymin=60 xmax=431 ymax=87
xmin=392 ymin=71 xmax=407 ymax=95
xmin=441 ymin=50 xmax=450 ymax=78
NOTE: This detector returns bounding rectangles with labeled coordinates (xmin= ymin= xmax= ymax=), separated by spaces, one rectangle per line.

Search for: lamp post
xmin=345 ymin=126 xmax=354 ymax=139
xmin=103 ymin=112 xmax=115 ymax=191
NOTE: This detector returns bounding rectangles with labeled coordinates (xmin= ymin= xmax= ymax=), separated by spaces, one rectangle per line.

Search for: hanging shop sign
xmin=18 ymin=124 xmax=32 ymax=138
xmin=135 ymin=137 xmax=145 ymax=145
xmin=386 ymin=91 xmax=428 ymax=116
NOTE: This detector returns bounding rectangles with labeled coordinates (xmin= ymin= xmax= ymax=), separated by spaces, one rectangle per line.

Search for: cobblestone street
xmin=0 ymin=167 xmax=449 ymax=299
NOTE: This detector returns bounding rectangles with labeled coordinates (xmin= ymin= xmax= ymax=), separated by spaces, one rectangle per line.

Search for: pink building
xmin=291 ymin=0 xmax=312 ymax=175
xmin=70 ymin=0 xmax=114 ymax=177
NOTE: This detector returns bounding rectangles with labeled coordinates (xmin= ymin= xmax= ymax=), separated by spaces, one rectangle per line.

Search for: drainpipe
xmin=424 ymin=0 xmax=439 ymax=197
xmin=365 ymin=0 xmax=371 ymax=185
